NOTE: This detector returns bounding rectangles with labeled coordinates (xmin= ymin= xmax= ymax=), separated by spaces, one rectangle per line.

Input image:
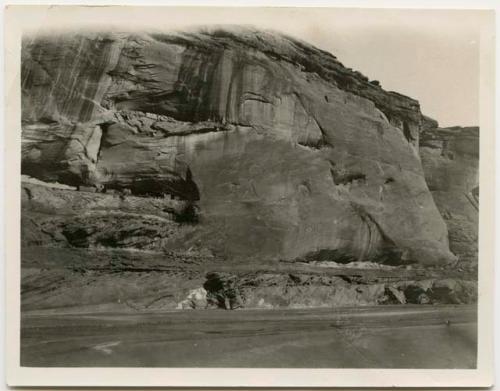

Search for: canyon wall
xmin=420 ymin=126 xmax=479 ymax=264
xmin=21 ymin=28 xmax=458 ymax=266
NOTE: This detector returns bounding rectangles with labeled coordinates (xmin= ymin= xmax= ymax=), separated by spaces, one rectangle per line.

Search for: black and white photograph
xmin=4 ymin=3 xmax=496 ymax=388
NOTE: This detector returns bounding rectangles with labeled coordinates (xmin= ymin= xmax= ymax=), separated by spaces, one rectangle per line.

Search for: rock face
xmin=21 ymin=180 xmax=194 ymax=250
xmin=21 ymin=27 xmax=456 ymax=266
xmin=420 ymin=126 xmax=479 ymax=263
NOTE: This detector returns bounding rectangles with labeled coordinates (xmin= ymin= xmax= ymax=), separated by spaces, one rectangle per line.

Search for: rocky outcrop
xmin=420 ymin=126 xmax=479 ymax=263
xmin=202 ymin=271 xmax=477 ymax=309
xmin=20 ymin=245 xmax=477 ymax=312
xmin=21 ymin=180 xmax=195 ymax=249
xmin=21 ymin=27 xmax=457 ymax=266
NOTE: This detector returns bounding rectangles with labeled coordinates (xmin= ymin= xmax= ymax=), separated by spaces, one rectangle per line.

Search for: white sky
xmin=282 ymin=8 xmax=485 ymax=127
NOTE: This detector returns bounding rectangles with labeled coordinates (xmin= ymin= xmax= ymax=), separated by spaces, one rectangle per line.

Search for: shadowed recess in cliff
xmin=102 ymin=167 xmax=200 ymax=201
xmin=295 ymin=201 xmax=407 ymax=266
xmin=330 ymin=165 xmax=367 ymax=186
xmin=351 ymin=204 xmax=406 ymax=265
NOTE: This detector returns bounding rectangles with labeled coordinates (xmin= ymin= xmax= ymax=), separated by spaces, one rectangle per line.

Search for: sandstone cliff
xmin=420 ymin=126 xmax=479 ymax=264
xmin=21 ymin=27 xmax=457 ymax=267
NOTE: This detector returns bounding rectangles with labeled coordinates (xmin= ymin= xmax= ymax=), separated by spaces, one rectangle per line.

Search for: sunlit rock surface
xmin=21 ymin=27 xmax=458 ymax=266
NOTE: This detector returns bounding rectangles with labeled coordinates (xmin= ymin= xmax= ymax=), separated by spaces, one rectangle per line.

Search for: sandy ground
xmin=21 ymin=305 xmax=477 ymax=368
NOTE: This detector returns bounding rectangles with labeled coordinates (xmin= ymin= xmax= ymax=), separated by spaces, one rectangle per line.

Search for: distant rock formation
xmin=420 ymin=126 xmax=479 ymax=263
xmin=21 ymin=27 xmax=460 ymax=265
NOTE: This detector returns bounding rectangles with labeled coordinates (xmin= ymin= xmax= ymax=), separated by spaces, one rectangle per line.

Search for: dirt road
xmin=21 ymin=305 xmax=477 ymax=368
